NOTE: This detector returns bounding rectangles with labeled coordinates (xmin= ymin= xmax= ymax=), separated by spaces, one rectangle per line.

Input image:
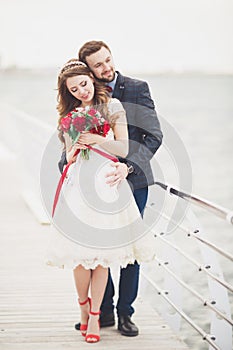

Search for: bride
xmin=46 ymin=59 xmax=156 ymax=343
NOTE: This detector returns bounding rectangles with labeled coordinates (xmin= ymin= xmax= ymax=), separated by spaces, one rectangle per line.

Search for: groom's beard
xmin=93 ymin=69 xmax=115 ymax=83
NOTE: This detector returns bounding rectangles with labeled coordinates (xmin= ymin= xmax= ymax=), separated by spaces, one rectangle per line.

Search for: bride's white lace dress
xmin=46 ymin=99 xmax=156 ymax=270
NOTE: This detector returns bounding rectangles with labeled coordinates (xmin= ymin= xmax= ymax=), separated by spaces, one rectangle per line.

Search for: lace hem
xmin=45 ymin=235 xmax=157 ymax=270
xmin=46 ymin=254 xmax=137 ymax=270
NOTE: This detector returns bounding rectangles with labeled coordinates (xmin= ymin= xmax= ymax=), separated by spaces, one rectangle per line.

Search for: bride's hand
xmin=67 ymin=142 xmax=87 ymax=162
xmin=78 ymin=131 xmax=104 ymax=145
xmin=72 ymin=142 xmax=88 ymax=150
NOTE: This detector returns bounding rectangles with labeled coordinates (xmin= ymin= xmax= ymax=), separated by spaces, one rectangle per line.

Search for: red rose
xmin=90 ymin=116 xmax=100 ymax=126
xmin=88 ymin=108 xmax=97 ymax=117
xmin=90 ymin=128 xmax=98 ymax=135
xmin=102 ymin=121 xmax=110 ymax=136
xmin=60 ymin=116 xmax=72 ymax=132
xmin=72 ymin=116 xmax=86 ymax=132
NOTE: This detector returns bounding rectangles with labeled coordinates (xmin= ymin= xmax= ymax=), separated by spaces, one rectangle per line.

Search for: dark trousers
xmin=100 ymin=187 xmax=148 ymax=317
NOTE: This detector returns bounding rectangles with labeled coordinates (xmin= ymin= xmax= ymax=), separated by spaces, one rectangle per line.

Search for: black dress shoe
xmin=118 ymin=315 xmax=139 ymax=336
xmin=100 ymin=312 xmax=115 ymax=327
xmin=74 ymin=312 xmax=115 ymax=330
xmin=74 ymin=322 xmax=81 ymax=331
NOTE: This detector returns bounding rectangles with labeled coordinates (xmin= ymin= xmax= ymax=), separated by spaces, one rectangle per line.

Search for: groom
xmin=58 ymin=40 xmax=163 ymax=336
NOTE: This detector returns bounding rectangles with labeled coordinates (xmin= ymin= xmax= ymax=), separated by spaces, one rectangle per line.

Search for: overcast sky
xmin=0 ymin=0 xmax=233 ymax=73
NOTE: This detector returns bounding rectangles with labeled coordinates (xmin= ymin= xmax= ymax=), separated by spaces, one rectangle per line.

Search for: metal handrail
xmin=153 ymin=231 xmax=233 ymax=293
xmin=154 ymin=181 xmax=233 ymax=225
xmin=148 ymin=206 xmax=233 ymax=262
xmin=141 ymin=271 xmax=221 ymax=350
xmin=153 ymin=256 xmax=232 ymax=326
xmin=146 ymin=182 xmax=233 ymax=349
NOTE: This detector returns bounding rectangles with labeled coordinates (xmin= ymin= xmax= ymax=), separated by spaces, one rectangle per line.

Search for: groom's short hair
xmin=78 ymin=41 xmax=111 ymax=64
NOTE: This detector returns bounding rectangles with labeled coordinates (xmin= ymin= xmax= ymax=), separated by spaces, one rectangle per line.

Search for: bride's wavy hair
xmin=57 ymin=59 xmax=110 ymax=145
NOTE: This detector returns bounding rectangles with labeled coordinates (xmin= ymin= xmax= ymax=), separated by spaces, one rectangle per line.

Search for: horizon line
xmin=0 ymin=66 xmax=233 ymax=76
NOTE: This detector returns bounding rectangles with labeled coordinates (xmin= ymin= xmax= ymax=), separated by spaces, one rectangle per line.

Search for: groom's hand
xmin=105 ymin=162 xmax=128 ymax=187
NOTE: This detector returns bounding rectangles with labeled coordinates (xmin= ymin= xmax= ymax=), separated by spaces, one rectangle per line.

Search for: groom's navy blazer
xmin=58 ymin=71 xmax=163 ymax=190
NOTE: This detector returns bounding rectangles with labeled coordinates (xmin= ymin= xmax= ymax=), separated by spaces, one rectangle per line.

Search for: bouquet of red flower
xmin=60 ymin=106 xmax=110 ymax=159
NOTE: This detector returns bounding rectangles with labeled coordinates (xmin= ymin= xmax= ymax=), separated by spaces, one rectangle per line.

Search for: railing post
xmin=160 ymin=231 xmax=183 ymax=332
xmin=186 ymin=209 xmax=232 ymax=350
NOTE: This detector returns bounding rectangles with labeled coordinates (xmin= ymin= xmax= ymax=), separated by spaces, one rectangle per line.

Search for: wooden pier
xmin=0 ymin=154 xmax=190 ymax=350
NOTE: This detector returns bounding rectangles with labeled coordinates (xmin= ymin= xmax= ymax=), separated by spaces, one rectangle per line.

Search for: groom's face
xmin=85 ymin=46 xmax=115 ymax=83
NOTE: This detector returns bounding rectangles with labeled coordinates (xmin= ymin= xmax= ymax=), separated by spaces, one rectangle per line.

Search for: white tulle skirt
xmin=46 ymin=144 xmax=156 ymax=270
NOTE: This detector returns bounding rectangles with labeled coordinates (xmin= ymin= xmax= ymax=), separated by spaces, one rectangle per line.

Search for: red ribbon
xmin=52 ymin=146 xmax=118 ymax=217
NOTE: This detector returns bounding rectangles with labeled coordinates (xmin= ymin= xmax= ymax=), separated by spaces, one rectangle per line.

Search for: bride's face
xmin=66 ymin=74 xmax=95 ymax=106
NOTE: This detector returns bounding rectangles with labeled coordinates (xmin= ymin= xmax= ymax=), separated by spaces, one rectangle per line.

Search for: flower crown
xmin=60 ymin=60 xmax=87 ymax=74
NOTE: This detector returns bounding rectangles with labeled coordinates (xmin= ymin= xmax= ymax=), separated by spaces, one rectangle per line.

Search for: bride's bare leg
xmin=87 ymin=265 xmax=108 ymax=341
xmin=73 ymin=265 xmax=91 ymax=326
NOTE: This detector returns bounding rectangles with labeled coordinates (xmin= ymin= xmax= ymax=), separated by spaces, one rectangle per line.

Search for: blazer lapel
xmin=112 ymin=71 xmax=125 ymax=100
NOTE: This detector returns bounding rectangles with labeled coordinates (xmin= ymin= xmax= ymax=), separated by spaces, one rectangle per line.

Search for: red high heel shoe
xmin=78 ymin=297 xmax=91 ymax=337
xmin=85 ymin=310 xmax=101 ymax=343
